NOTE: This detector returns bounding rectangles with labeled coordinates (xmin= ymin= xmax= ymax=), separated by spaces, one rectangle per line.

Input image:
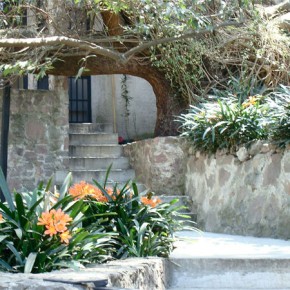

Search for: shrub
xmin=68 ymin=173 xmax=191 ymax=259
xmin=0 ymin=172 xmax=114 ymax=273
xmin=0 ymin=168 xmax=194 ymax=273
xmin=178 ymin=94 xmax=270 ymax=153
xmin=267 ymin=86 xmax=290 ymax=147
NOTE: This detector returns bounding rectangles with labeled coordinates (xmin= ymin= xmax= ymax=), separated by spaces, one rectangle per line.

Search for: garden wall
xmin=123 ymin=137 xmax=189 ymax=195
xmin=0 ymin=258 xmax=167 ymax=290
xmin=125 ymin=137 xmax=290 ymax=239
xmin=3 ymin=77 xmax=69 ymax=190
xmin=187 ymin=142 xmax=290 ymax=239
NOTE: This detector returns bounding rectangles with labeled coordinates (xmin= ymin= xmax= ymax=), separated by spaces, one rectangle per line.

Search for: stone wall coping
xmin=0 ymin=257 xmax=167 ymax=290
xmin=190 ymin=140 xmax=290 ymax=162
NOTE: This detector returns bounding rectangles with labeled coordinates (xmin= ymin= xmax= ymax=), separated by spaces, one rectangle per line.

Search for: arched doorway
xmin=69 ymin=74 xmax=157 ymax=141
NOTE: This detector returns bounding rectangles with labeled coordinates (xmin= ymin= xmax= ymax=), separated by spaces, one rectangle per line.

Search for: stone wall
xmin=0 ymin=258 xmax=167 ymax=290
xmin=186 ymin=142 xmax=290 ymax=239
xmin=124 ymin=137 xmax=290 ymax=239
xmin=4 ymin=77 xmax=69 ymax=190
xmin=123 ymin=137 xmax=189 ymax=195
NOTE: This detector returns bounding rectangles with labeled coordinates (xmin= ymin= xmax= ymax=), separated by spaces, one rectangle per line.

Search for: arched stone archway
xmin=49 ymin=56 xmax=187 ymax=136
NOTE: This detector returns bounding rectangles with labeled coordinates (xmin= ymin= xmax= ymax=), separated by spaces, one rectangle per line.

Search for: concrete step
xmin=69 ymin=157 xmax=130 ymax=170
xmin=69 ymin=145 xmax=123 ymax=158
xmin=166 ymin=232 xmax=290 ymax=289
xmin=69 ymin=169 xmax=135 ymax=183
xmin=69 ymin=133 xmax=118 ymax=146
xmin=69 ymin=123 xmax=113 ymax=133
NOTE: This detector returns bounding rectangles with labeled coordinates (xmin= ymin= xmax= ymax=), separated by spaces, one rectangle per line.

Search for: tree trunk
xmin=49 ymin=56 xmax=187 ymax=136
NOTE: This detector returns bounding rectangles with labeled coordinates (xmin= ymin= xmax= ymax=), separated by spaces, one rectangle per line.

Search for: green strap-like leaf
xmin=24 ymin=252 xmax=37 ymax=273
xmin=6 ymin=242 xmax=23 ymax=265
xmin=59 ymin=172 xmax=72 ymax=199
xmin=0 ymin=258 xmax=13 ymax=271
xmin=0 ymin=166 xmax=15 ymax=211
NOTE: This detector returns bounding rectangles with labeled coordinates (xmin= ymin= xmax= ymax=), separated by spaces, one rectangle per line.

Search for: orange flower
xmin=59 ymin=230 xmax=71 ymax=244
xmin=38 ymin=209 xmax=73 ymax=243
xmin=242 ymin=96 xmax=257 ymax=108
xmin=44 ymin=224 xmax=57 ymax=237
xmin=37 ymin=211 xmax=53 ymax=226
xmin=141 ymin=196 xmax=162 ymax=208
xmin=69 ymin=181 xmax=120 ymax=202
xmin=0 ymin=213 xmax=3 ymax=222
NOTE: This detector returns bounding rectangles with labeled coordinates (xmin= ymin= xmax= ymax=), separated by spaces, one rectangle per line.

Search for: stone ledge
xmin=0 ymin=258 xmax=167 ymax=290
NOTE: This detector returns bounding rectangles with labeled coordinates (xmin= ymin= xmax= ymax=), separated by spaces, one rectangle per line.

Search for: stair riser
xmin=166 ymin=259 xmax=290 ymax=288
xmin=69 ymin=123 xmax=113 ymax=133
xmin=69 ymin=134 xmax=118 ymax=145
xmin=69 ymin=146 xmax=123 ymax=158
xmin=70 ymin=170 xmax=135 ymax=183
xmin=69 ymin=158 xmax=130 ymax=170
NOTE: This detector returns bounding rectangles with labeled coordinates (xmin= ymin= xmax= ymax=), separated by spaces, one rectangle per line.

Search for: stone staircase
xmin=56 ymin=123 xmax=136 ymax=185
xmin=56 ymin=123 xmax=196 ymax=225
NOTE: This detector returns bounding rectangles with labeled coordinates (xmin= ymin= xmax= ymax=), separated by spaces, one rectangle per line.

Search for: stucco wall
xmin=125 ymin=137 xmax=290 ymax=239
xmin=5 ymin=77 xmax=69 ymax=190
xmin=91 ymin=74 xmax=157 ymax=140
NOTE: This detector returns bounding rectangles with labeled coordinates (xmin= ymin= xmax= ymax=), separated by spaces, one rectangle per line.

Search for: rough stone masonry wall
xmin=0 ymin=258 xmax=167 ymax=290
xmin=125 ymin=137 xmax=290 ymax=239
xmin=123 ymin=137 xmax=189 ymax=195
xmin=4 ymin=77 xmax=69 ymax=191
xmin=186 ymin=142 xmax=290 ymax=239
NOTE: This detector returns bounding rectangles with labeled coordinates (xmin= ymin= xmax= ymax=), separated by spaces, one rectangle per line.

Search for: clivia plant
xmin=0 ymin=167 xmax=193 ymax=273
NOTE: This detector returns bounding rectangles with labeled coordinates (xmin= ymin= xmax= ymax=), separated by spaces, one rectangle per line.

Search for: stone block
xmin=236 ymin=147 xmax=249 ymax=162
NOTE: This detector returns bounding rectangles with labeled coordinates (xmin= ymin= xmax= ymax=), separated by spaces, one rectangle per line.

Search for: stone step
xmin=69 ymin=133 xmax=118 ymax=146
xmin=167 ymin=271 xmax=290 ymax=289
xmin=69 ymin=169 xmax=135 ymax=184
xmin=69 ymin=145 xmax=123 ymax=158
xmin=69 ymin=157 xmax=130 ymax=170
xmin=167 ymin=232 xmax=290 ymax=289
xmin=69 ymin=123 xmax=113 ymax=133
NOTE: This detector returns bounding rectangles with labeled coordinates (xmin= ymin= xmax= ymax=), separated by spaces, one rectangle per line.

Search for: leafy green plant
xmin=178 ymin=94 xmax=270 ymax=153
xmin=0 ymin=171 xmax=114 ymax=273
xmin=267 ymin=86 xmax=290 ymax=147
xmin=0 ymin=166 xmax=195 ymax=273
xmin=68 ymin=169 xmax=193 ymax=259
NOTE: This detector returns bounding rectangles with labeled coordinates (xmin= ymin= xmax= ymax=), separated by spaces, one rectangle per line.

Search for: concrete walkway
xmin=167 ymin=231 xmax=290 ymax=289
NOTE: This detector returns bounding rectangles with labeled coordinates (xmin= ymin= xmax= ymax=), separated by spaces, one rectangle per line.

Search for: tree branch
xmin=123 ymin=21 xmax=244 ymax=60
xmin=0 ymin=21 xmax=243 ymax=64
xmin=0 ymin=36 xmax=125 ymax=62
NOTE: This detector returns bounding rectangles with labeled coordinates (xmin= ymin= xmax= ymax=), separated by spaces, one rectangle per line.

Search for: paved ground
xmin=167 ymin=231 xmax=290 ymax=289
xmin=171 ymin=231 xmax=290 ymax=259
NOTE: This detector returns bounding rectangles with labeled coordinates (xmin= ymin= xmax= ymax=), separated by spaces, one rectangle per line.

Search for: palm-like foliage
xmin=178 ymin=95 xmax=270 ymax=153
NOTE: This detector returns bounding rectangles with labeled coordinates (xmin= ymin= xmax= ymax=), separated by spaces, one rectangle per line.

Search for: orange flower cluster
xmin=37 ymin=209 xmax=72 ymax=244
xmin=68 ymin=181 xmax=119 ymax=202
xmin=141 ymin=196 xmax=162 ymax=208
xmin=242 ymin=96 xmax=257 ymax=108
xmin=0 ymin=213 xmax=3 ymax=222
